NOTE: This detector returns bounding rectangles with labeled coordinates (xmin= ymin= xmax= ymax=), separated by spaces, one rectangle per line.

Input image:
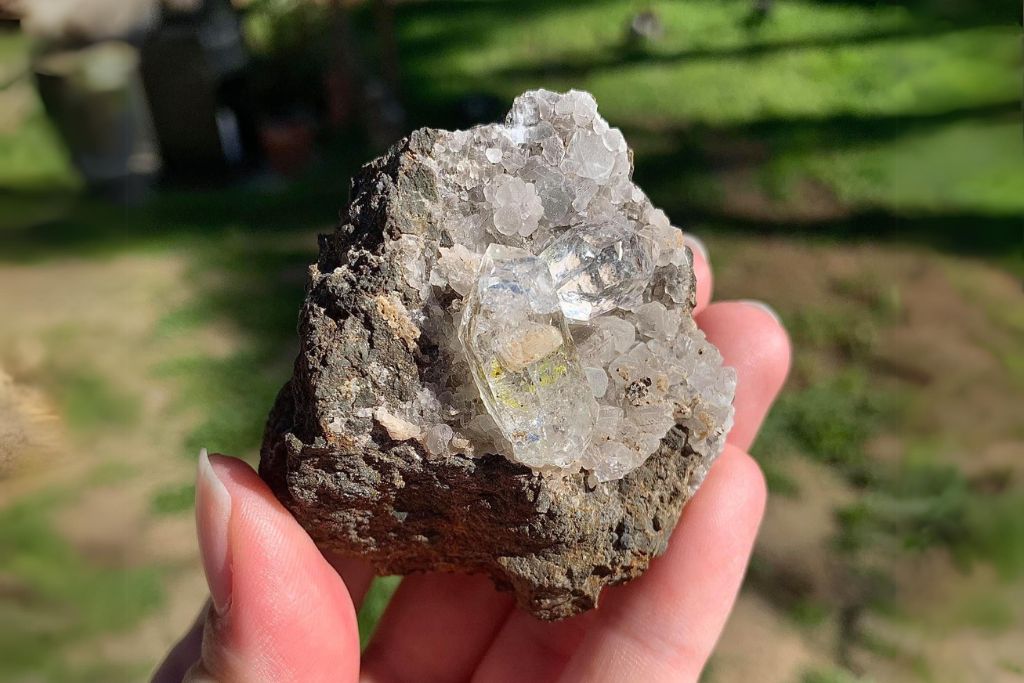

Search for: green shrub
xmin=836 ymin=457 xmax=1024 ymax=577
xmin=766 ymin=370 xmax=893 ymax=477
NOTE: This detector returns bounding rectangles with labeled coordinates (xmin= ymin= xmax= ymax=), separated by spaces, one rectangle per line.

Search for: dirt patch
xmin=713 ymin=236 xmax=1024 ymax=461
xmin=0 ymin=252 xmax=230 ymax=675
xmin=2 ymin=236 xmax=1020 ymax=680
xmin=709 ymin=235 xmax=1024 ymax=681
xmin=713 ymin=590 xmax=832 ymax=683
xmin=0 ymin=368 xmax=59 ymax=478
xmin=717 ymin=169 xmax=850 ymax=223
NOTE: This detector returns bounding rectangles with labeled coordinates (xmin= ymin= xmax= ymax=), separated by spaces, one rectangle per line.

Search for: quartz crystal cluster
xmin=383 ymin=89 xmax=735 ymax=482
xmin=261 ymin=89 xmax=741 ymax=619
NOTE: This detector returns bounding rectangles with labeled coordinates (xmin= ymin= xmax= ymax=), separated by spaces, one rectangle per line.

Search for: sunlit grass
xmin=46 ymin=366 xmax=141 ymax=434
xmin=0 ymin=491 xmax=165 ymax=682
xmin=358 ymin=577 xmax=402 ymax=648
xmin=151 ymin=481 xmax=196 ymax=516
xmin=782 ymin=118 xmax=1024 ymax=215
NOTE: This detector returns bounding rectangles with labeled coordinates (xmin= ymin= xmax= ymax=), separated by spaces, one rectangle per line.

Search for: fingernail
xmin=684 ymin=234 xmax=709 ymax=263
xmin=196 ymin=448 xmax=232 ymax=616
xmin=740 ymin=299 xmax=783 ymax=326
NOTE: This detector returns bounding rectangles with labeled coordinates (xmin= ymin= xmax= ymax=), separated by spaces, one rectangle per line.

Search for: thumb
xmin=187 ymin=450 xmax=360 ymax=683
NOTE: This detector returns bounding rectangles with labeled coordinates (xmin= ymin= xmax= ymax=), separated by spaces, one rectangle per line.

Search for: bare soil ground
xmin=710 ymin=235 xmax=1024 ymax=682
xmin=0 ymin=253 xmax=231 ymax=678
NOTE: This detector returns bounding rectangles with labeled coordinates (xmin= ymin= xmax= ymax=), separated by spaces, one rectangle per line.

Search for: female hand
xmin=153 ymin=237 xmax=791 ymax=683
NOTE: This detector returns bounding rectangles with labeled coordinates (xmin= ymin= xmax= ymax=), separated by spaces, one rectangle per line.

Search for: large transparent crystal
xmin=459 ymin=244 xmax=599 ymax=468
xmin=540 ymin=222 xmax=656 ymax=321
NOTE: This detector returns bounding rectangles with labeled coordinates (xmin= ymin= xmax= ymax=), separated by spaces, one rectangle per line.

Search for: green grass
xmin=395 ymin=1 xmax=1017 ymax=133
xmin=0 ymin=492 xmax=165 ymax=682
xmin=757 ymin=370 xmax=896 ymax=478
xmin=151 ymin=482 xmax=196 ymax=516
xmin=0 ymin=27 xmax=26 ymax=62
xmin=999 ymin=659 xmax=1024 ymax=676
xmin=154 ymin=240 xmax=310 ymax=458
xmin=388 ymin=0 xmax=1022 ymax=261
xmin=787 ymin=307 xmax=879 ymax=361
xmin=952 ymin=591 xmax=1016 ymax=632
xmin=788 ymin=597 xmax=831 ymax=629
xmin=157 ymin=350 xmax=291 ymax=457
xmin=802 ymin=668 xmax=873 ymax=683
xmin=0 ymin=110 xmax=77 ymax=191
xmin=46 ymin=366 xmax=140 ymax=435
xmin=3 ymin=1 xmax=1020 ymax=257
xmin=837 ymin=455 xmax=1024 ymax=577
xmin=358 ymin=576 xmax=402 ymax=648
xmin=787 ymin=118 xmax=1024 ymax=215
xmin=584 ymin=29 xmax=1015 ymax=127
xmin=86 ymin=461 xmax=137 ymax=486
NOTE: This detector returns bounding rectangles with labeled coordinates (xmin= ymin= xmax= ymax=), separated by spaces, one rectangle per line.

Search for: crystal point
xmin=459 ymin=244 xmax=598 ymax=468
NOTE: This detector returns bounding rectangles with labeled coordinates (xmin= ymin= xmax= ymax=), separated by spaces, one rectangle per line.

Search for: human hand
xmin=153 ymin=237 xmax=790 ymax=683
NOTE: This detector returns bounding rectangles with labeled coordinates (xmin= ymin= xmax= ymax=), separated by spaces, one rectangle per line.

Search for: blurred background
xmin=0 ymin=0 xmax=1020 ymax=681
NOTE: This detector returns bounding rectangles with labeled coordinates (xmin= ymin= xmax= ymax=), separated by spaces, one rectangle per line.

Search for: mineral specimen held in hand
xmin=260 ymin=89 xmax=736 ymax=620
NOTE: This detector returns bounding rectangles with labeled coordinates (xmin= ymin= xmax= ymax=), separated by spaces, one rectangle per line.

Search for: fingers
xmin=361 ymin=573 xmax=514 ymax=683
xmin=153 ymin=560 xmax=374 ymax=682
xmin=472 ymin=447 xmax=765 ymax=683
xmin=697 ymin=301 xmax=790 ymax=451
xmin=470 ymin=602 xmax=595 ymax=683
xmin=183 ymin=451 xmax=361 ymax=683
xmin=325 ymin=553 xmax=377 ymax=609
xmin=685 ymin=235 xmax=713 ymax=315
xmin=151 ymin=604 xmax=207 ymax=683
xmin=556 ymin=445 xmax=767 ymax=683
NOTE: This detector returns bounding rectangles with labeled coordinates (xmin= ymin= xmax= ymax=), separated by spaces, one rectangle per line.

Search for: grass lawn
xmin=0 ymin=0 xmax=1021 ymax=680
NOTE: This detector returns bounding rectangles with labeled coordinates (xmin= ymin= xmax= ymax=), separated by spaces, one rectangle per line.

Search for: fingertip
xmin=739 ymin=300 xmax=792 ymax=380
xmin=698 ymin=300 xmax=791 ymax=451
xmin=719 ymin=445 xmax=768 ymax=522
xmin=196 ymin=454 xmax=361 ymax=682
xmin=685 ymin=234 xmax=713 ymax=314
xmin=207 ymin=453 xmax=269 ymax=502
xmin=196 ymin=451 xmax=232 ymax=616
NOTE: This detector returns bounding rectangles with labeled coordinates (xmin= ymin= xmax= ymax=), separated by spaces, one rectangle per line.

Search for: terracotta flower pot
xmin=258 ymin=116 xmax=315 ymax=177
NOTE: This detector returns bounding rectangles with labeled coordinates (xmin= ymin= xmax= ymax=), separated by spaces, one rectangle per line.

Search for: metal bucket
xmin=33 ymin=40 xmax=160 ymax=201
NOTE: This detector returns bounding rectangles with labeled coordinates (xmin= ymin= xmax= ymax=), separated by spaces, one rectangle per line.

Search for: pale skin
xmin=154 ymin=238 xmax=792 ymax=683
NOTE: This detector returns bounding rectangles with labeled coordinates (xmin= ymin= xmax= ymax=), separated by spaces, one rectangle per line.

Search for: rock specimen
xmin=260 ymin=90 xmax=736 ymax=620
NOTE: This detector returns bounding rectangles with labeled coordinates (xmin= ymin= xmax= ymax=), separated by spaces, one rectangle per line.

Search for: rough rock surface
xmin=260 ymin=92 xmax=735 ymax=619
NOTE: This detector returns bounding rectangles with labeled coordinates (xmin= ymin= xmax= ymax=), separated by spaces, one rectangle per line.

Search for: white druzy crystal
xmin=383 ymin=89 xmax=734 ymax=483
xmin=459 ymin=244 xmax=598 ymax=468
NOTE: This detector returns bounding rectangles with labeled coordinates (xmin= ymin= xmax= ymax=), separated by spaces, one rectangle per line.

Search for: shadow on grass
xmin=490 ymin=24 xmax=975 ymax=82
xmin=670 ymin=209 xmax=1024 ymax=262
xmin=0 ymin=130 xmax=374 ymax=260
xmin=4 ymin=100 xmax=1018 ymax=266
xmin=634 ymin=101 xmax=1021 ymax=159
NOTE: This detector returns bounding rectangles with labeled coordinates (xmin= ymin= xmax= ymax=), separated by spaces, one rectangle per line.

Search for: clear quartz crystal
xmin=540 ymin=222 xmax=656 ymax=321
xmin=459 ymin=244 xmax=598 ymax=468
